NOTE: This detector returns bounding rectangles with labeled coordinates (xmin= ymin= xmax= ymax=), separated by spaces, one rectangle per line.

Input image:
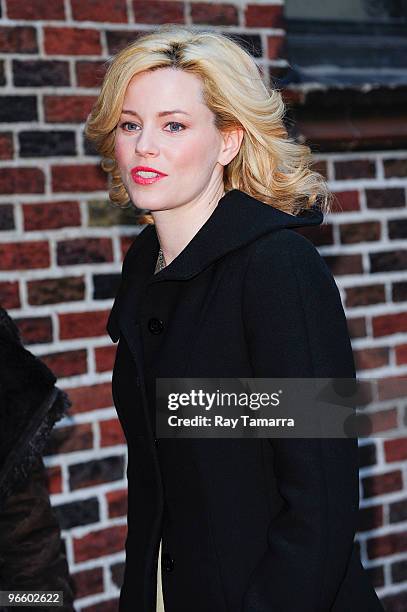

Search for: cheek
xmin=172 ymin=135 xmax=214 ymax=170
xmin=114 ymin=133 xmax=131 ymax=169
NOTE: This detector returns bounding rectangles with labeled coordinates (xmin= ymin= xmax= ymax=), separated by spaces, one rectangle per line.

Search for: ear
xmin=219 ymin=126 xmax=245 ymax=166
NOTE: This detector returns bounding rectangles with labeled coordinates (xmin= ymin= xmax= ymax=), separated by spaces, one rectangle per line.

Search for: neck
xmin=151 ymin=182 xmax=225 ymax=267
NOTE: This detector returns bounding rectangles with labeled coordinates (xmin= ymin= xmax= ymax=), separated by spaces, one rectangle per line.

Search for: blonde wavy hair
xmin=85 ymin=24 xmax=332 ymax=224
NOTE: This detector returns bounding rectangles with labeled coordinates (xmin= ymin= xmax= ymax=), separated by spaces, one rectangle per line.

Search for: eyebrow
xmin=121 ymin=109 xmax=191 ymax=117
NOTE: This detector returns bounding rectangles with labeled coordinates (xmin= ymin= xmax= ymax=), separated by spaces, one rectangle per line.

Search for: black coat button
xmin=162 ymin=552 xmax=174 ymax=572
xmin=148 ymin=317 xmax=164 ymax=334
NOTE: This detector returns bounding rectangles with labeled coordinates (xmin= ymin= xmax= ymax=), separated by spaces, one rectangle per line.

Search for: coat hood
xmin=123 ymin=188 xmax=324 ymax=283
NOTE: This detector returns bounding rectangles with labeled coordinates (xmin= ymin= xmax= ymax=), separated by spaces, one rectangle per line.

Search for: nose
xmin=134 ymin=125 xmax=159 ymax=157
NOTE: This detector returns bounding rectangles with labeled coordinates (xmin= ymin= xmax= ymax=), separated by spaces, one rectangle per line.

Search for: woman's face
xmin=114 ymin=67 xmax=230 ymax=212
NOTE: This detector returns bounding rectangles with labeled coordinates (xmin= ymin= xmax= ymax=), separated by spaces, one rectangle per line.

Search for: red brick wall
xmin=0 ymin=1 xmax=406 ymax=609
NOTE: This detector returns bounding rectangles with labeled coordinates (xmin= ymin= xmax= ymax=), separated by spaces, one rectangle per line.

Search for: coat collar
xmin=107 ymin=188 xmax=324 ymax=343
xmin=123 ymin=188 xmax=324 ymax=284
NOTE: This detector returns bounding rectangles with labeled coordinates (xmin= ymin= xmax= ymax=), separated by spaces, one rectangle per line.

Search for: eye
xmin=119 ymin=121 xmax=139 ymax=132
xmin=164 ymin=122 xmax=185 ymax=133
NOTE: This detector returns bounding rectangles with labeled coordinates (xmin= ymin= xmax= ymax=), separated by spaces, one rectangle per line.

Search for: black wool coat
xmin=107 ymin=189 xmax=384 ymax=612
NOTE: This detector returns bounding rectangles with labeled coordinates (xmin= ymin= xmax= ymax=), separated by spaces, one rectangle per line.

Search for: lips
xmin=130 ymin=166 xmax=168 ymax=185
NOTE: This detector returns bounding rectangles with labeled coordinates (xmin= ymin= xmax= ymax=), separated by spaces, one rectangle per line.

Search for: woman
xmin=85 ymin=25 xmax=384 ymax=612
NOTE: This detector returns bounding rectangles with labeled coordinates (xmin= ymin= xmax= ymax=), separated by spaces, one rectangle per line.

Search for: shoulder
xmin=246 ymin=228 xmax=332 ymax=281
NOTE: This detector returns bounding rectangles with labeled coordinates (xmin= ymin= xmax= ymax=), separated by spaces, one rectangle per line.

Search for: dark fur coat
xmin=0 ymin=308 xmax=76 ymax=611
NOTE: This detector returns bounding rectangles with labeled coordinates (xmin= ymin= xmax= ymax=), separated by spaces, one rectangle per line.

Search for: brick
xmin=106 ymin=489 xmax=127 ymax=518
xmin=73 ymin=524 xmax=127 ymax=562
xmin=15 ymin=316 xmax=52 ymax=344
xmin=358 ymin=443 xmax=377 ymax=468
xmin=13 ymin=60 xmax=70 ymax=87
xmin=40 ymin=349 xmax=88 ymax=378
xmin=100 ymin=418 xmax=125 ymax=447
xmin=0 ymin=281 xmax=20 ymax=308
xmin=0 ymin=133 xmax=13 ymax=159
xmin=93 ymin=273 xmax=121 ymax=299
xmin=133 ymin=0 xmax=183 ymax=24
xmin=57 ymin=238 xmax=113 ymax=265
xmin=27 ymin=276 xmax=85 ymax=305
xmin=384 ymin=437 xmax=407 ymax=463
xmin=95 ymin=345 xmax=116 ymax=372
xmin=370 ymin=250 xmax=407 ymax=273
xmin=52 ymin=164 xmax=106 ymax=192
xmin=393 ymin=281 xmax=407 ymax=302
xmin=66 ymin=382 xmax=113 ymax=414
xmin=245 ymin=4 xmax=284 ymax=28
xmin=377 ymin=377 xmax=407 ymax=402
xmin=45 ymin=465 xmax=62 ymax=494
xmin=76 ymin=62 xmax=107 ymax=88
xmin=339 ymin=221 xmax=381 ymax=244
xmin=366 ymin=187 xmax=405 ymax=209
xmin=110 ymin=562 xmax=125 ymax=588
xmin=0 ymin=241 xmax=49 ymax=270
xmin=395 ymin=343 xmax=407 ymax=365
xmin=0 ymin=204 xmax=14 ymax=230
xmin=354 ymin=347 xmax=389 ymax=371
xmin=6 ymin=0 xmax=65 ymax=19
xmin=368 ymin=408 xmax=398 ymax=434
xmin=347 ymin=317 xmax=367 ymax=338
xmin=389 ymin=498 xmax=407 ymax=523
xmin=331 ymin=190 xmax=360 ymax=212
xmin=105 ymin=30 xmax=143 ymax=54
xmin=389 ymin=218 xmax=407 ymax=240
xmin=44 ymin=95 xmax=97 ymax=123
xmin=334 ymin=160 xmax=376 ymax=181
xmin=365 ymin=566 xmax=384 ymax=589
xmin=24 ymin=201 xmax=81 ymax=231
xmin=229 ymin=33 xmax=262 ymax=58
xmin=309 ymin=160 xmax=328 ymax=179
xmin=367 ymin=531 xmax=407 ymax=559
xmin=362 ymin=470 xmax=403 ymax=499
xmin=81 ymin=599 xmax=119 ymax=612
xmin=357 ymin=505 xmax=383 ymax=532
xmin=71 ymin=567 xmax=104 ymax=599
xmin=383 ymin=158 xmax=407 ymax=178
xmin=345 ymin=284 xmax=385 ymax=308
xmin=391 ymin=559 xmax=407 ymax=584
xmin=0 ymin=26 xmax=37 ymax=53
xmin=53 ymin=502 xmax=89 ymax=533
xmin=0 ymin=96 xmax=37 ymax=123
xmin=380 ymin=591 xmax=407 ymax=610
xmin=373 ymin=312 xmax=407 ymax=337
xmin=295 ymin=224 xmax=333 ymax=246
xmin=267 ymin=35 xmax=286 ymax=60
xmin=69 ymin=455 xmax=125 ymax=491
xmin=0 ymin=167 xmax=44 ymax=194
xmin=121 ymin=235 xmax=138 ymax=259
xmin=72 ymin=0 xmax=127 ymax=22
xmin=324 ymin=254 xmax=363 ymax=276
xmin=19 ymin=131 xmax=76 ymax=157
xmin=88 ymin=199 xmax=138 ymax=227
xmin=59 ymin=310 xmax=111 ymax=340
xmin=191 ymin=3 xmax=238 ymax=26
xmin=44 ymin=27 xmax=101 ymax=56
xmin=44 ymin=423 xmax=94 ymax=456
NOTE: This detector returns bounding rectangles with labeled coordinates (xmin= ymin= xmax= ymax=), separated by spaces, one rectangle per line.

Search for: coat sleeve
xmin=241 ymin=229 xmax=359 ymax=612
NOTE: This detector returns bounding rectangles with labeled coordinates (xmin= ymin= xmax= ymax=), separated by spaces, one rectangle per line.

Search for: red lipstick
xmin=131 ymin=166 xmax=168 ymax=185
